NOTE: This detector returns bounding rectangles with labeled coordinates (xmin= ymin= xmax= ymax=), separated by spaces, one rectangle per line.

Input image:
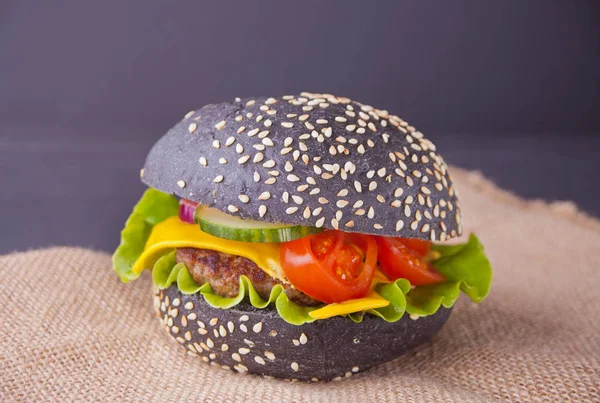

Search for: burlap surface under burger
xmin=1 ymin=167 xmax=599 ymax=403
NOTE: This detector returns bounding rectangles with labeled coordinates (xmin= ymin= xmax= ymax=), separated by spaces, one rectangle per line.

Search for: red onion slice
xmin=179 ymin=199 xmax=199 ymax=224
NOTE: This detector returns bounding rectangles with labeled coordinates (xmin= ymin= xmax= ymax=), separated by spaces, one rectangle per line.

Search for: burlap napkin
xmin=1 ymin=168 xmax=599 ymax=402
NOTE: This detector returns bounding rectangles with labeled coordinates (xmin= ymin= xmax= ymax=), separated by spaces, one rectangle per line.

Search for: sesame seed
xmin=238 ymin=348 xmax=250 ymax=355
xmin=269 ymin=330 xmax=278 ymax=337
xmin=291 ymin=362 xmax=299 ymax=372
xmin=357 ymin=144 xmax=365 ymax=154
xmin=212 ymin=140 xmax=220 ymax=149
xmin=368 ymin=122 xmax=377 ymax=132
xmin=346 ymin=124 xmax=356 ymax=132
xmin=302 ymin=154 xmax=309 ymax=165
xmin=316 ymin=119 xmax=328 ymax=124
xmin=354 ymin=209 xmax=365 ymax=216
xmin=356 ymin=127 xmax=366 ymax=134
xmin=293 ymin=150 xmax=300 ymax=160
xmin=219 ymin=157 xmax=227 ymax=164
xmin=331 ymin=218 xmax=339 ymax=229
xmin=254 ymin=356 xmax=266 ymax=365
xmin=305 ymin=121 xmax=315 ymax=130
xmin=213 ymin=175 xmax=224 ymax=183
xmin=324 ymin=127 xmax=333 ymax=137
xmin=214 ymin=120 xmax=226 ymax=130
xmin=281 ymin=122 xmax=294 ymax=128
xmin=369 ymin=181 xmax=377 ymax=191
xmin=335 ymin=116 xmax=347 ymax=122
xmin=318 ymin=197 xmax=329 ymax=204
xmin=253 ymin=152 xmax=264 ymax=163
xmin=265 ymin=176 xmax=277 ymax=184
xmin=232 ymin=353 xmax=242 ymax=362
xmin=286 ymin=207 xmax=299 ymax=214
xmin=315 ymin=217 xmax=325 ymax=227
xmin=238 ymin=195 xmax=250 ymax=203
xmin=299 ymin=142 xmax=308 ymax=152
xmin=264 ymin=351 xmax=275 ymax=360
xmin=299 ymin=333 xmax=308 ymax=344
xmin=219 ymin=325 xmax=227 ymax=337
xmin=287 ymin=174 xmax=300 ymax=182
xmin=177 ymin=180 xmax=186 ymax=188
xmin=373 ymin=223 xmax=383 ymax=229
xmin=206 ymin=338 xmax=215 ymax=348
xmin=284 ymin=137 xmax=293 ymax=147
xmin=198 ymin=328 xmax=208 ymax=335
xmin=264 ymin=119 xmax=272 ymax=127
xmin=376 ymin=195 xmax=385 ymax=203
xmin=258 ymin=191 xmax=271 ymax=201
xmin=411 ymin=220 xmax=419 ymax=230
xmin=396 ymin=220 xmax=404 ymax=231
xmin=336 ymin=200 xmax=349 ymax=208
xmin=292 ymin=195 xmax=303 ymax=204
xmin=312 ymin=207 xmax=323 ymax=216
xmin=367 ymin=206 xmax=375 ymax=218
xmin=184 ymin=302 xmax=194 ymax=310
xmin=259 ymin=205 xmax=267 ymax=218
xmin=262 ymin=138 xmax=274 ymax=147
xmin=262 ymin=159 xmax=276 ymax=168
xmin=188 ymin=123 xmax=198 ymax=133
xmin=227 ymin=205 xmax=239 ymax=213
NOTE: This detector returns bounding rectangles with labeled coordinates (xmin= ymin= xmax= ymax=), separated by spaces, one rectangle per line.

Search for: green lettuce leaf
xmin=112 ymin=189 xmax=179 ymax=282
xmin=430 ymin=233 xmax=492 ymax=303
xmin=151 ymin=252 xmax=317 ymax=325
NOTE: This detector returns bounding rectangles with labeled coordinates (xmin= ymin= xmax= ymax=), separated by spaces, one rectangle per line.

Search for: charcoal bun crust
xmin=142 ymin=93 xmax=462 ymax=240
xmin=154 ymin=284 xmax=453 ymax=381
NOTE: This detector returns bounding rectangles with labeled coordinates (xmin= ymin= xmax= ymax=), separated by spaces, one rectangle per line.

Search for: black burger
xmin=113 ymin=92 xmax=492 ymax=381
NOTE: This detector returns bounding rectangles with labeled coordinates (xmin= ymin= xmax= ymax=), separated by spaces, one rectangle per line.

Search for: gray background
xmin=1 ymin=1 xmax=599 ymax=253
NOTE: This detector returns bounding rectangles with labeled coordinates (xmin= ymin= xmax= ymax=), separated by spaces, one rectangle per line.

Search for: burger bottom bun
xmin=154 ymin=284 xmax=453 ymax=381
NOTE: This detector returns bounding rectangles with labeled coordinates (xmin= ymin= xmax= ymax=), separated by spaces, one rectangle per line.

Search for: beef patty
xmin=175 ymin=248 xmax=321 ymax=306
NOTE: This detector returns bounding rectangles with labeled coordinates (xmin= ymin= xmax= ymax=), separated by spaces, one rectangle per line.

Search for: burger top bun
xmin=142 ymin=92 xmax=462 ymax=240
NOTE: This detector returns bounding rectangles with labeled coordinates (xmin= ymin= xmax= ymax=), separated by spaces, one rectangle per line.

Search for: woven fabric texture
xmin=1 ymin=168 xmax=599 ymax=402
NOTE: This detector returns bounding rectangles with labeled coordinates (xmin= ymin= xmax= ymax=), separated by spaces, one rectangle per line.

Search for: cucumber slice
xmin=195 ymin=206 xmax=322 ymax=243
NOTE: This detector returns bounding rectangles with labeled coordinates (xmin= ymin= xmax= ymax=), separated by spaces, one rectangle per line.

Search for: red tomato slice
xmin=376 ymin=237 xmax=445 ymax=286
xmin=280 ymin=230 xmax=377 ymax=303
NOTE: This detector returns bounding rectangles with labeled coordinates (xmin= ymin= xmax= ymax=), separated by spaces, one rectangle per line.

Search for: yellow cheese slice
xmin=133 ymin=216 xmax=391 ymax=317
xmin=132 ymin=216 xmax=285 ymax=281
xmin=307 ymin=292 xmax=389 ymax=319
